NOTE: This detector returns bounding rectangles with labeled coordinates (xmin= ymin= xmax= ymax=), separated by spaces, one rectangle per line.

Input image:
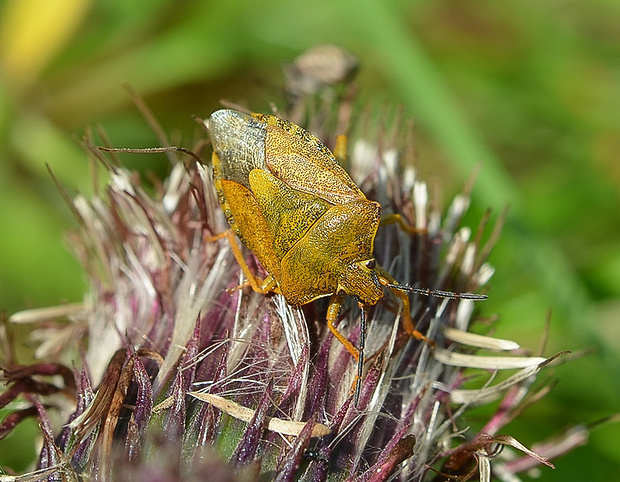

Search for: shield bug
xmin=202 ymin=109 xmax=486 ymax=401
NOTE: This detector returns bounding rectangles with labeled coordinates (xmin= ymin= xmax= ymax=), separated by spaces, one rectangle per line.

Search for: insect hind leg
xmin=380 ymin=213 xmax=427 ymax=235
xmin=333 ymin=135 xmax=348 ymax=165
xmin=206 ymin=229 xmax=274 ymax=295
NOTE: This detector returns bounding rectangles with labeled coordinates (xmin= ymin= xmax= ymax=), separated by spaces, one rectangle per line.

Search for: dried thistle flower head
xmin=1 ymin=59 xmax=578 ymax=481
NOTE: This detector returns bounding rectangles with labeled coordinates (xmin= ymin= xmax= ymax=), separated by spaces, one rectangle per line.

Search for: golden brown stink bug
xmin=202 ymin=109 xmax=486 ymax=401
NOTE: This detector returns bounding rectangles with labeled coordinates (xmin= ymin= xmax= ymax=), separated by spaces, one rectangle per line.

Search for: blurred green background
xmin=0 ymin=0 xmax=618 ymax=479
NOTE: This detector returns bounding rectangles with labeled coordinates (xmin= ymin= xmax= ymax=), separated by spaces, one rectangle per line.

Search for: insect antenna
xmin=354 ymin=304 xmax=366 ymax=405
xmin=388 ymin=284 xmax=488 ymax=301
xmin=98 ymin=146 xmax=204 ymax=164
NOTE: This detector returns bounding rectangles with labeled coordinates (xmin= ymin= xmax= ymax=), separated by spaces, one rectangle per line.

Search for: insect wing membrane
xmin=207 ymin=109 xmax=268 ymax=189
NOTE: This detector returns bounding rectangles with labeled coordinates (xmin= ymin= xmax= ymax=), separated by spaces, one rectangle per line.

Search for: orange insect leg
xmin=377 ymin=273 xmax=435 ymax=347
xmin=206 ymin=230 xmax=273 ymax=295
xmin=326 ymin=294 xmax=360 ymax=361
xmin=380 ymin=213 xmax=427 ymax=236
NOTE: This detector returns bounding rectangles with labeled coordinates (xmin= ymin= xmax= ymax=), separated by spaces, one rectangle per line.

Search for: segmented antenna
xmin=388 ymin=284 xmax=488 ymax=301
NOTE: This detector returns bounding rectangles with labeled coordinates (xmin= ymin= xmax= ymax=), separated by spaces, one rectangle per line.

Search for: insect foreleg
xmin=326 ymin=294 xmax=360 ymax=361
xmin=377 ymin=272 xmax=435 ymax=347
xmin=326 ymin=294 xmax=366 ymax=404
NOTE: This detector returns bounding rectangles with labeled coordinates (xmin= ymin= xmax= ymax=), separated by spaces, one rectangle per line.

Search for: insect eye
xmin=364 ymin=259 xmax=376 ymax=270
